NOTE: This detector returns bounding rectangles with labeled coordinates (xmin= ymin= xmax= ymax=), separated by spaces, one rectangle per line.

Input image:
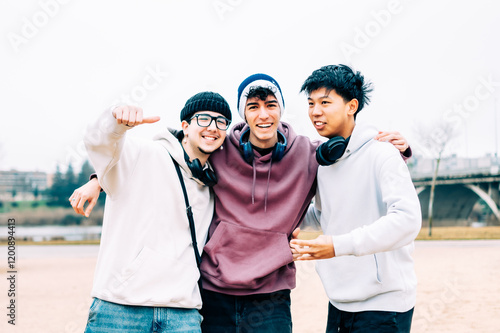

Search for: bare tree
xmin=413 ymin=120 xmax=459 ymax=236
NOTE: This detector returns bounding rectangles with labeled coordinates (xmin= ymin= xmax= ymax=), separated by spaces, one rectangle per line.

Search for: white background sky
xmin=1 ymin=0 xmax=499 ymax=173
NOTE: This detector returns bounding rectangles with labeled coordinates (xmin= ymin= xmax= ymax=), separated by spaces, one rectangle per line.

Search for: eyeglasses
xmin=189 ymin=114 xmax=231 ymax=130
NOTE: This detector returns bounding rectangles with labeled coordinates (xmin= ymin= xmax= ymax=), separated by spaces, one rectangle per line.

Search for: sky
xmin=1 ymin=0 xmax=499 ymax=173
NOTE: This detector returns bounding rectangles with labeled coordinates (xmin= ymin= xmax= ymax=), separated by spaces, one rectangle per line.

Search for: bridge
xmin=410 ymin=155 xmax=500 ymax=226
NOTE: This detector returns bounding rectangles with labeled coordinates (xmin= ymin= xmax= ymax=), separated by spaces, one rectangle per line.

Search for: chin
xmin=199 ymin=146 xmax=219 ymax=155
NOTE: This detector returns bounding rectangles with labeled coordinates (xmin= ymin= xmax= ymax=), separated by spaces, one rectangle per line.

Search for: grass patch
xmin=417 ymin=226 xmax=500 ymax=240
xmin=298 ymin=226 xmax=500 ymax=241
xmin=0 ymin=200 xmax=49 ymax=213
xmin=297 ymin=230 xmax=323 ymax=240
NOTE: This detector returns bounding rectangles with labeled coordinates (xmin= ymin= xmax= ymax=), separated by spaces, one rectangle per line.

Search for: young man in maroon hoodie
xmin=71 ymin=74 xmax=410 ymax=332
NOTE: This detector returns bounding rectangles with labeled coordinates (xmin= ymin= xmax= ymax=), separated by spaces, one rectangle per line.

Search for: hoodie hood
xmin=337 ymin=121 xmax=378 ymax=162
xmin=153 ymin=129 xmax=208 ymax=186
xmin=228 ymin=121 xmax=297 ymax=159
xmin=227 ymin=121 xmax=298 ymax=210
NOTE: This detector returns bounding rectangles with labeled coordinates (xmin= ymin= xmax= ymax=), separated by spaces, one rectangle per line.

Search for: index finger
xmin=290 ymin=239 xmax=314 ymax=247
xmin=374 ymin=131 xmax=393 ymax=141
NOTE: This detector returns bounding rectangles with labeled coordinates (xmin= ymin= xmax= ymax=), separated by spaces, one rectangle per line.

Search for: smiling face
xmin=182 ymin=111 xmax=227 ymax=164
xmin=244 ymin=94 xmax=281 ymax=149
xmin=307 ymin=88 xmax=358 ymax=139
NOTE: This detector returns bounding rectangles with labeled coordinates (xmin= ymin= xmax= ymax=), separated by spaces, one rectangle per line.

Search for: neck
xmin=339 ymin=120 xmax=356 ymax=139
xmin=248 ymin=133 xmax=278 ymax=149
xmin=182 ymin=142 xmax=209 ymax=165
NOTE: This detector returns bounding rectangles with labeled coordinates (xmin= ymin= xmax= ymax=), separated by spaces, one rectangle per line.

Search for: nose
xmin=258 ymin=106 xmax=270 ymax=118
xmin=310 ymin=104 xmax=322 ymax=116
xmin=207 ymin=118 xmax=218 ymax=130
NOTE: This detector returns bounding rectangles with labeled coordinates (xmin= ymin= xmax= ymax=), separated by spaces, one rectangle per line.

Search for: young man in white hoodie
xmin=290 ymin=65 xmax=421 ymax=333
xmin=73 ymin=92 xmax=232 ymax=332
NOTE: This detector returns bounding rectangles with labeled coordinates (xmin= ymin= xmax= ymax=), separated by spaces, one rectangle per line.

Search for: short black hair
xmin=300 ymin=64 xmax=373 ymax=117
xmin=246 ymin=86 xmax=277 ymax=102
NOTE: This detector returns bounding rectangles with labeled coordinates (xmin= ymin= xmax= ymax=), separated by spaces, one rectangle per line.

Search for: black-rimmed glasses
xmin=189 ymin=114 xmax=231 ymax=130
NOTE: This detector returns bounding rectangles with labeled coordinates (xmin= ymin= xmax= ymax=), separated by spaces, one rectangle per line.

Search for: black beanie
xmin=180 ymin=91 xmax=232 ymax=122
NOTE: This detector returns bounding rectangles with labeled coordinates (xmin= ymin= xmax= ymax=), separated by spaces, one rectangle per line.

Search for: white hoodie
xmin=302 ymin=122 xmax=422 ymax=313
xmin=84 ymin=109 xmax=213 ymax=309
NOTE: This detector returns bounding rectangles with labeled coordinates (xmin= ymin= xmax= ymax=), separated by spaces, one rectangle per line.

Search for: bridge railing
xmin=409 ymin=156 xmax=500 ymax=180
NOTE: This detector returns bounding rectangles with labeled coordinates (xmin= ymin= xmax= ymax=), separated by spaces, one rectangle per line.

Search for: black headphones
xmin=315 ymin=136 xmax=350 ymax=166
xmin=183 ymin=150 xmax=218 ymax=187
xmin=239 ymin=128 xmax=287 ymax=164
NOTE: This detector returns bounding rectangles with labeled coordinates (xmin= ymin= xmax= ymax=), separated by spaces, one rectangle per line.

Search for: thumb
xmin=291 ymin=228 xmax=301 ymax=240
xmin=141 ymin=116 xmax=161 ymax=124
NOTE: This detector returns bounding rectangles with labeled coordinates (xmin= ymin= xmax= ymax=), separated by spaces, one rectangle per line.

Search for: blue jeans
xmin=326 ymin=303 xmax=414 ymax=333
xmin=200 ymin=289 xmax=292 ymax=333
xmin=84 ymin=298 xmax=202 ymax=332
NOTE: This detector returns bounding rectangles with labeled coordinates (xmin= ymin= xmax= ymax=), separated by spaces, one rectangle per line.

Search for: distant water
xmin=0 ymin=244 xmax=100 ymax=259
xmin=0 ymin=225 xmax=102 ymax=241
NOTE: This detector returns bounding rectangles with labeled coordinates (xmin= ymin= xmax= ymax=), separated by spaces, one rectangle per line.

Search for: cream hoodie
xmin=84 ymin=109 xmax=213 ymax=309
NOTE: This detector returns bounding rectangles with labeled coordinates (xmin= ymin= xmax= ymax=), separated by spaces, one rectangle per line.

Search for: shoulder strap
xmin=171 ymin=156 xmax=203 ymax=288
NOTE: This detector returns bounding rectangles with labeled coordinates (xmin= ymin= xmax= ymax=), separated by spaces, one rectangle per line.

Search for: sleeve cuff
xmin=89 ymin=173 xmax=103 ymax=192
xmin=402 ymin=146 xmax=412 ymax=159
xmin=332 ymin=233 xmax=355 ymax=257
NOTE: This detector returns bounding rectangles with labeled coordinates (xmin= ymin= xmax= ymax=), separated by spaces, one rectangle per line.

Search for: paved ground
xmin=1 ymin=240 xmax=499 ymax=332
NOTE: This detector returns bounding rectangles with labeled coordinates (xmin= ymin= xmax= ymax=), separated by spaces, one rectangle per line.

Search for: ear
xmin=181 ymin=120 xmax=189 ymax=133
xmin=347 ymin=99 xmax=358 ymax=116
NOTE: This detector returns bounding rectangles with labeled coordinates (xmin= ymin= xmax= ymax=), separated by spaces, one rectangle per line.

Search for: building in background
xmin=0 ymin=170 xmax=48 ymax=201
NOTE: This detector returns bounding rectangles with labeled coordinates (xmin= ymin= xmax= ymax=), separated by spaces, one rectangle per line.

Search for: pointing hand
xmin=112 ymin=105 xmax=160 ymax=127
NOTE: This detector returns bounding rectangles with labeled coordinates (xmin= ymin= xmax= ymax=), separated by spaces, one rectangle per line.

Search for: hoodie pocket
xmin=317 ymin=253 xmax=405 ymax=303
xmin=109 ymin=247 xmax=200 ymax=307
xmin=201 ymin=221 xmax=294 ymax=289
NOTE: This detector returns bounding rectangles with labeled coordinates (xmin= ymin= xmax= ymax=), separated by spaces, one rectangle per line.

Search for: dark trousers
xmin=200 ymin=289 xmax=292 ymax=333
xmin=326 ymin=303 xmax=414 ymax=333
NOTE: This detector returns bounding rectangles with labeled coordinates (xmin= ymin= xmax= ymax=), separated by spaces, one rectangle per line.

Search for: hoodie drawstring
xmin=251 ymin=158 xmax=257 ymax=205
xmin=264 ymin=159 xmax=272 ymax=212
xmin=250 ymin=157 xmax=273 ymax=212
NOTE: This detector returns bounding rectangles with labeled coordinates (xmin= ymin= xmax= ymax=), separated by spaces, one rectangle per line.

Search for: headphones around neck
xmin=183 ymin=150 xmax=218 ymax=186
xmin=239 ymin=128 xmax=287 ymax=164
xmin=316 ymin=136 xmax=350 ymax=166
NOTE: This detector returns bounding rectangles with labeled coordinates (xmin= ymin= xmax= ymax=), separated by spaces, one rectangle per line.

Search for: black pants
xmin=200 ymin=289 xmax=292 ymax=333
xmin=326 ymin=303 xmax=414 ymax=333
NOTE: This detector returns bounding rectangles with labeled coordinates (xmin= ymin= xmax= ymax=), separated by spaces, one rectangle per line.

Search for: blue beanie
xmin=237 ymin=73 xmax=285 ymax=120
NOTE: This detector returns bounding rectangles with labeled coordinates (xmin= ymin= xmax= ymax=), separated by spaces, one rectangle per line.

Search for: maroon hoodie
xmin=200 ymin=121 xmax=319 ymax=295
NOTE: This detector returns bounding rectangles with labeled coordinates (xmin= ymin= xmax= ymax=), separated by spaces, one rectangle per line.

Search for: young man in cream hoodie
xmin=291 ymin=65 xmax=421 ymax=333
xmin=73 ymin=92 xmax=232 ymax=332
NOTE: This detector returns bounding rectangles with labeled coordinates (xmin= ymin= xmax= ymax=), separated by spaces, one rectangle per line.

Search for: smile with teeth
xmin=256 ymin=123 xmax=272 ymax=129
xmin=202 ymin=134 xmax=219 ymax=141
xmin=315 ymin=121 xmax=326 ymax=126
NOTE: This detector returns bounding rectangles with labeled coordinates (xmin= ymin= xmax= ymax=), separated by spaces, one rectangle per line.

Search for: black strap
xmin=171 ymin=156 xmax=203 ymax=289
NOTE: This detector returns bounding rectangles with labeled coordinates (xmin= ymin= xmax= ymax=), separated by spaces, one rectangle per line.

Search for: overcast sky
xmin=1 ymin=0 xmax=499 ymax=173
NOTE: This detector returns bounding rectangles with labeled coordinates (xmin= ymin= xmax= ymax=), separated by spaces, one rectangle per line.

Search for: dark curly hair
xmin=246 ymin=86 xmax=277 ymax=101
xmin=300 ymin=64 xmax=373 ymax=118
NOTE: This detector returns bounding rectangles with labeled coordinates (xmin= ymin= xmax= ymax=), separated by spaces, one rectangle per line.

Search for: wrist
xmin=89 ymin=173 xmax=103 ymax=192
